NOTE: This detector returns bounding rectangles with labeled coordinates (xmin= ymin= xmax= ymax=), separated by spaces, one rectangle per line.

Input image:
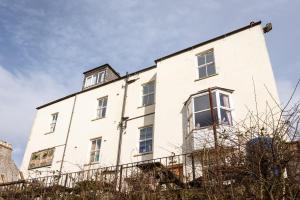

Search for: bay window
xmin=187 ymin=89 xmax=233 ymax=132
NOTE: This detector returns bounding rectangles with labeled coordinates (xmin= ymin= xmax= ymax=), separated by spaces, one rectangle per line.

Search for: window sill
xmin=187 ymin=123 xmax=233 ymax=136
xmin=194 ymin=73 xmax=218 ymax=82
xmin=44 ymin=131 xmax=54 ymax=135
xmin=91 ymin=117 xmax=105 ymax=121
xmin=133 ymin=152 xmax=153 ymax=157
xmin=137 ymin=103 xmax=155 ymax=109
xmin=83 ymin=162 xmax=100 ymax=167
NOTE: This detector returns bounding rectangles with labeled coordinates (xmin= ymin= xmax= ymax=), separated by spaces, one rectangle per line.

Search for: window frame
xmin=142 ymin=81 xmax=155 ymax=107
xmin=139 ymin=125 xmax=153 ymax=154
xmin=96 ymin=96 xmax=108 ymax=119
xmin=50 ymin=113 xmax=58 ymax=133
xmin=187 ymin=90 xmax=233 ymax=132
xmin=90 ymin=137 xmax=102 ymax=163
xmin=84 ymin=70 xmax=106 ymax=88
xmin=196 ymin=49 xmax=217 ymax=79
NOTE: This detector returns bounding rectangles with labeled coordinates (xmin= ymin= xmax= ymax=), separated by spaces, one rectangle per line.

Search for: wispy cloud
xmin=0 ymin=65 xmax=69 ymax=166
xmin=0 ymin=0 xmax=299 ymax=166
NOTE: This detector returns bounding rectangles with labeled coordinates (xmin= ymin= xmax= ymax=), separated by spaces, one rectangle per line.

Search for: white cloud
xmin=0 ymin=65 xmax=70 ymax=166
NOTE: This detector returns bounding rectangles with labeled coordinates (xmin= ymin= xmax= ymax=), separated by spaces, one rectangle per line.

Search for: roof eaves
xmin=155 ymin=21 xmax=262 ymax=63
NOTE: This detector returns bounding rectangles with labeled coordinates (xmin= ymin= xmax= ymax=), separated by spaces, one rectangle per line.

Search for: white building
xmin=21 ymin=21 xmax=280 ymax=178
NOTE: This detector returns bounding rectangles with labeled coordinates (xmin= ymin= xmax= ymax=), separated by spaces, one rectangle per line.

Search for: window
xmin=50 ymin=113 xmax=58 ymax=132
xmin=84 ymin=71 xmax=106 ymax=88
xmin=187 ymin=90 xmax=232 ymax=131
xmin=90 ymin=138 xmax=101 ymax=163
xmin=139 ymin=126 xmax=153 ymax=153
xmin=28 ymin=148 xmax=55 ymax=169
xmin=97 ymin=71 xmax=105 ymax=84
xmin=97 ymin=97 xmax=108 ymax=118
xmin=142 ymin=82 xmax=155 ymax=106
xmin=197 ymin=50 xmax=216 ymax=79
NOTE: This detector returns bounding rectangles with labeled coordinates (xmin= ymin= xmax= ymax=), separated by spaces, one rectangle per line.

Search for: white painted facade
xmin=21 ymin=22 xmax=280 ymax=178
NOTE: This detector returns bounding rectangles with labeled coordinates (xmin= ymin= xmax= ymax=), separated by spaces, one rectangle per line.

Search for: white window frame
xmin=97 ymin=96 xmax=108 ymax=119
xmin=90 ymin=138 xmax=102 ymax=163
xmin=187 ymin=90 xmax=233 ymax=132
xmin=196 ymin=49 xmax=216 ymax=79
xmin=97 ymin=71 xmax=106 ymax=84
xmin=84 ymin=71 xmax=106 ymax=88
xmin=139 ymin=126 xmax=153 ymax=154
xmin=50 ymin=113 xmax=58 ymax=132
xmin=142 ymin=81 xmax=155 ymax=106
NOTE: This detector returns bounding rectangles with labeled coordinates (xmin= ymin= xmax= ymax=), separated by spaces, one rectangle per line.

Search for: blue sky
xmin=0 ymin=0 xmax=299 ymax=166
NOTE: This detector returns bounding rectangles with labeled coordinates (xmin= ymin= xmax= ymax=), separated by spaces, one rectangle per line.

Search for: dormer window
xmin=84 ymin=71 xmax=106 ymax=88
xmin=82 ymin=64 xmax=120 ymax=90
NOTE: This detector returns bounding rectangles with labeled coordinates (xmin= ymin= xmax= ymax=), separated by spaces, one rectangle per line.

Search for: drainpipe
xmin=208 ymin=88 xmax=218 ymax=149
xmin=116 ymin=72 xmax=129 ymax=166
xmin=58 ymin=95 xmax=77 ymax=177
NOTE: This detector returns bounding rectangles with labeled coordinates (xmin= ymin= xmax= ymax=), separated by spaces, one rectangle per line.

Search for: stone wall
xmin=0 ymin=140 xmax=20 ymax=183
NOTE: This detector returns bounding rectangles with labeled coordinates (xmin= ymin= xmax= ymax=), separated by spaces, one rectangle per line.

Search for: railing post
xmin=191 ymin=153 xmax=196 ymax=181
xmin=118 ymin=165 xmax=123 ymax=192
xmin=64 ymin=174 xmax=68 ymax=187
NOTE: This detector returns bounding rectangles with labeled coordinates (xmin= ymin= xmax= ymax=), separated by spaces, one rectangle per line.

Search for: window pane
xmin=101 ymin=108 xmax=106 ymax=118
xmin=220 ymin=109 xmax=232 ymax=125
xmin=220 ymin=94 xmax=230 ymax=108
xmin=206 ymin=51 xmax=214 ymax=63
xmin=148 ymin=83 xmax=155 ymax=93
xmin=194 ymin=109 xmax=218 ymax=128
xmin=143 ymin=85 xmax=149 ymax=95
xmin=194 ymin=94 xmax=210 ymax=112
xmin=140 ymin=129 xmax=146 ymax=140
xmin=98 ymin=99 xmax=103 ymax=106
xmin=148 ymin=94 xmax=154 ymax=105
xmin=96 ymin=139 xmax=101 ymax=150
xmin=146 ymin=127 xmax=152 ymax=139
xmin=146 ymin=140 xmax=152 ymax=152
xmin=103 ymin=97 xmax=107 ymax=106
xmin=139 ymin=142 xmax=146 ymax=153
xmin=95 ymin=151 xmax=100 ymax=162
xmin=198 ymin=67 xmax=207 ymax=78
xmin=91 ymin=141 xmax=96 ymax=151
xmin=207 ymin=63 xmax=216 ymax=76
xmin=90 ymin=152 xmax=95 ymax=162
xmin=197 ymin=55 xmax=205 ymax=66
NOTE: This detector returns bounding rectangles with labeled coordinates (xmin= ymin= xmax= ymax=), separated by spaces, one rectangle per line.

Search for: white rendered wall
xmin=21 ymin=25 xmax=280 ymax=177
xmin=154 ymin=25 xmax=280 ymax=159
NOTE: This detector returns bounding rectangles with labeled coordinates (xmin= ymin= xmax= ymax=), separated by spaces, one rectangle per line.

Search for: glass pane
xmin=139 ymin=142 xmax=146 ymax=153
xmin=143 ymin=96 xmax=148 ymax=106
xmin=146 ymin=127 xmax=152 ymax=139
xmin=148 ymin=83 xmax=155 ymax=93
xmin=91 ymin=141 xmax=96 ymax=151
xmin=103 ymin=97 xmax=107 ymax=106
xmin=96 ymin=139 xmax=101 ymax=150
xmin=91 ymin=75 xmax=97 ymax=85
xmin=198 ymin=67 xmax=207 ymax=78
xmin=101 ymin=108 xmax=106 ymax=118
xmin=194 ymin=94 xmax=210 ymax=112
xmin=90 ymin=152 xmax=95 ymax=162
xmin=197 ymin=55 xmax=205 ymax=66
xmin=220 ymin=94 xmax=230 ymax=108
xmin=207 ymin=63 xmax=216 ymax=76
xmin=140 ymin=129 xmax=146 ymax=140
xmin=194 ymin=109 xmax=218 ymax=128
xmin=98 ymin=99 xmax=103 ymax=106
xmin=206 ymin=51 xmax=214 ymax=63
xmin=146 ymin=140 xmax=152 ymax=152
xmin=148 ymin=94 xmax=154 ymax=105
xmin=143 ymin=85 xmax=149 ymax=95
xmin=95 ymin=151 xmax=100 ymax=162
xmin=220 ymin=109 xmax=232 ymax=125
